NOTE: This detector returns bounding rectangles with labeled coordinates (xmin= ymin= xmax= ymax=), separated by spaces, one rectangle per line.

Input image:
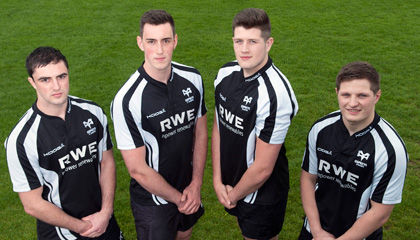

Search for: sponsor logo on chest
xmin=318 ymin=159 xmax=359 ymax=190
xmin=58 ymin=141 xmax=97 ymax=170
xmin=160 ymin=109 xmax=195 ymax=132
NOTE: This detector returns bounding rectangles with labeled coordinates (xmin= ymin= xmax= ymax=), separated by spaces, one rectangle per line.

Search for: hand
xmin=178 ymin=182 xmax=201 ymax=215
xmin=226 ymin=185 xmax=237 ymax=209
xmin=214 ymin=181 xmax=232 ymax=208
xmin=312 ymin=228 xmax=336 ymax=240
xmin=79 ymin=211 xmax=111 ymax=238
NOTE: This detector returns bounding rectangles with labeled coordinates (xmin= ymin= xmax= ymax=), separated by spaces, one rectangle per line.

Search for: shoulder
xmin=172 ymin=61 xmax=200 ymax=75
xmin=5 ymin=107 xmax=39 ymax=151
xmin=215 ymin=61 xmax=241 ymax=86
xmin=310 ymin=111 xmax=341 ymax=133
xmin=374 ymin=117 xmax=408 ymax=156
xmin=69 ymin=96 xmax=107 ymax=118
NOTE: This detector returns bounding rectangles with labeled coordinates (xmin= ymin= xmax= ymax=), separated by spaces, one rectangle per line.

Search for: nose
xmin=241 ymin=42 xmax=249 ymax=52
xmin=156 ymin=42 xmax=164 ymax=54
xmin=349 ymin=95 xmax=358 ymax=107
xmin=52 ymin=78 xmax=61 ymax=90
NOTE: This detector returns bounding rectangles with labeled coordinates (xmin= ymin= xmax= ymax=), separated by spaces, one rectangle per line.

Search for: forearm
xmin=228 ymin=138 xmax=280 ymax=203
xmin=337 ymin=202 xmax=394 ymax=240
xmin=190 ymin=115 xmax=207 ymax=187
xmin=99 ymin=150 xmax=116 ymax=217
xmin=300 ymin=170 xmax=323 ymax=234
xmin=19 ymin=189 xmax=90 ymax=234
xmin=211 ymin=118 xmax=222 ymax=186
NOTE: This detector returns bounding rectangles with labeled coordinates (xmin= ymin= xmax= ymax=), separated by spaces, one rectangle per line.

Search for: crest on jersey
xmin=83 ymin=118 xmax=96 ymax=135
xmin=182 ymin=88 xmax=194 ymax=103
xmin=357 ymin=150 xmax=370 ymax=161
xmin=354 ymin=150 xmax=369 ymax=168
xmin=241 ymin=96 xmax=252 ymax=112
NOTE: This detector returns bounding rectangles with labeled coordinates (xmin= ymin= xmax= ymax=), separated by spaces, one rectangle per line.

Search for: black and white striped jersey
xmin=5 ymin=96 xmax=116 ymax=239
xmin=111 ymin=62 xmax=207 ymax=206
xmin=214 ymin=58 xmax=298 ymax=205
xmin=301 ymin=111 xmax=408 ymax=237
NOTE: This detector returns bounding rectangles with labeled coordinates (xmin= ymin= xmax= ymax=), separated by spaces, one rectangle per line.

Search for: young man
xmin=111 ymin=10 xmax=207 ymax=240
xmin=212 ymin=8 xmax=298 ymax=240
xmin=299 ymin=62 xmax=408 ymax=240
xmin=5 ymin=47 xmax=123 ymax=239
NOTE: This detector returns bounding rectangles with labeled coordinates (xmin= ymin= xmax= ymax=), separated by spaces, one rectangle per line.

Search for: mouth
xmin=155 ymin=57 xmax=166 ymax=62
xmin=240 ymin=56 xmax=251 ymax=60
xmin=346 ymin=108 xmax=361 ymax=114
xmin=52 ymin=92 xmax=63 ymax=98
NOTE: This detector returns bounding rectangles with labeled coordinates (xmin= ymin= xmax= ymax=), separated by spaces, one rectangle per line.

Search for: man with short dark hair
xmin=212 ymin=8 xmax=298 ymax=240
xmin=5 ymin=46 xmax=123 ymax=239
xmin=299 ymin=61 xmax=408 ymax=240
xmin=111 ymin=9 xmax=207 ymax=240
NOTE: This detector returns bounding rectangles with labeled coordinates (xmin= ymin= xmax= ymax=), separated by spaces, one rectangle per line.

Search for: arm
xmin=226 ymin=138 xmax=281 ymax=207
xmin=337 ymin=201 xmax=394 ymax=240
xmin=121 ymin=146 xmax=183 ymax=207
xmin=80 ymin=149 xmax=116 ymax=237
xmin=300 ymin=170 xmax=335 ymax=240
xmin=179 ymin=115 xmax=208 ymax=215
xmin=18 ymin=187 xmax=91 ymax=234
xmin=211 ymin=117 xmax=231 ymax=208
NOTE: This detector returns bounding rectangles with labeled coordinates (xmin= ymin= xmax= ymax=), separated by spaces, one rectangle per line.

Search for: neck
xmin=37 ymin=101 xmax=67 ymax=120
xmin=343 ymin=114 xmax=375 ymax=136
xmin=143 ymin=63 xmax=171 ymax=84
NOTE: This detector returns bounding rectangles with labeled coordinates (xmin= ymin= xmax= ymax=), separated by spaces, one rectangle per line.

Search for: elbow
xmin=127 ymin=168 xmax=147 ymax=184
xmin=22 ymin=204 xmax=38 ymax=217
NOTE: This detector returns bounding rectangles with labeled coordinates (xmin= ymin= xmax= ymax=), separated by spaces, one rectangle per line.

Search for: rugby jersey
xmin=5 ymin=96 xmax=121 ymax=239
xmin=111 ymin=62 xmax=206 ymax=206
xmin=214 ymin=57 xmax=298 ymax=205
xmin=301 ymin=111 xmax=408 ymax=237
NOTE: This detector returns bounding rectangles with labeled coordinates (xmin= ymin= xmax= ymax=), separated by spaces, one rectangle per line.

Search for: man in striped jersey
xmin=212 ymin=8 xmax=298 ymax=240
xmin=299 ymin=62 xmax=408 ymax=240
xmin=111 ymin=10 xmax=207 ymax=240
xmin=5 ymin=47 xmax=123 ymax=239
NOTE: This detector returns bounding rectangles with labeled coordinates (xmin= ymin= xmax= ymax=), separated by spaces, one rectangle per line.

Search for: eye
xmin=39 ymin=77 xmax=49 ymax=82
xmin=234 ymin=39 xmax=243 ymax=44
xmin=250 ymin=40 xmax=257 ymax=44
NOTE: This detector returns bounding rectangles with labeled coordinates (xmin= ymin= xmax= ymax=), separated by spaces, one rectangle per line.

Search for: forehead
xmin=233 ymin=26 xmax=263 ymax=39
xmin=338 ymin=78 xmax=372 ymax=92
xmin=142 ymin=22 xmax=174 ymax=38
xmin=32 ymin=61 xmax=68 ymax=78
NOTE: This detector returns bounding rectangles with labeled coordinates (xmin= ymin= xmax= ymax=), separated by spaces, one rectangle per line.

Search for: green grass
xmin=1 ymin=0 xmax=419 ymax=239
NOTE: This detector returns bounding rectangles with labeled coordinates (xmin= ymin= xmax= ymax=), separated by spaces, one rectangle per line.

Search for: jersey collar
xmin=32 ymin=97 xmax=71 ymax=120
xmin=340 ymin=112 xmax=381 ymax=138
xmin=138 ymin=62 xmax=174 ymax=88
xmin=242 ymin=56 xmax=272 ymax=83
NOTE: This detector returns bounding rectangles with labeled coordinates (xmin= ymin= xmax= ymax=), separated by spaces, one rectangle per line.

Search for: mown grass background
xmin=1 ymin=0 xmax=419 ymax=239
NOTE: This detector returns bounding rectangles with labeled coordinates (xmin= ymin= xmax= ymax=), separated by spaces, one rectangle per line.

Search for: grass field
xmin=1 ymin=0 xmax=419 ymax=239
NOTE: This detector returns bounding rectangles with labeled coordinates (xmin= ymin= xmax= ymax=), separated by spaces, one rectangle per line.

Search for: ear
xmin=374 ymin=89 xmax=381 ymax=103
xmin=265 ymin=37 xmax=274 ymax=52
xmin=173 ymin=33 xmax=178 ymax=49
xmin=137 ymin=36 xmax=144 ymax=51
xmin=335 ymin=87 xmax=339 ymax=95
xmin=28 ymin=77 xmax=36 ymax=90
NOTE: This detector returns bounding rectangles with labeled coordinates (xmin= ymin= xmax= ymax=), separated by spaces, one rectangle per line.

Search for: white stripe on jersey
xmin=255 ymin=76 xmax=270 ymax=138
xmin=372 ymin=120 xmax=407 ymax=204
xmin=244 ymin=128 xmax=257 ymax=204
xmin=7 ymin=110 xmax=44 ymax=192
xmin=214 ymin=64 xmax=241 ymax=88
xmin=304 ymin=112 xmax=341 ymax=175
xmin=112 ymin=70 xmax=142 ymax=150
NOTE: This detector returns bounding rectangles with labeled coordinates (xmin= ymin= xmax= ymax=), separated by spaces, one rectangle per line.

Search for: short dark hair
xmin=336 ymin=61 xmax=380 ymax=93
xmin=232 ymin=8 xmax=271 ymax=40
xmin=139 ymin=9 xmax=175 ymax=37
xmin=26 ymin=47 xmax=68 ymax=78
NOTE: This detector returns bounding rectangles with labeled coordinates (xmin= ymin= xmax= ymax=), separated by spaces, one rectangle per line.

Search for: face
xmin=137 ymin=23 xmax=177 ymax=77
xmin=336 ymin=79 xmax=381 ymax=132
xmin=28 ymin=61 xmax=69 ymax=114
xmin=233 ymin=26 xmax=273 ymax=77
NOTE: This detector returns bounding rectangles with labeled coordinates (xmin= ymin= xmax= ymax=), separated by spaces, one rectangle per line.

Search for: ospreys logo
xmin=354 ymin=150 xmax=370 ymax=168
xmin=182 ymin=88 xmax=194 ymax=103
xmin=83 ymin=118 xmax=96 ymax=135
xmin=241 ymin=96 xmax=252 ymax=112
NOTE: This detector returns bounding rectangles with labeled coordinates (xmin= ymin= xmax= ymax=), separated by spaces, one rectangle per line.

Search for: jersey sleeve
xmin=198 ymin=76 xmax=207 ymax=118
xmin=302 ymin=125 xmax=319 ymax=174
xmin=5 ymin=111 xmax=44 ymax=192
xmin=111 ymin=73 xmax=145 ymax=150
xmin=255 ymin=71 xmax=298 ymax=144
xmin=370 ymin=121 xmax=408 ymax=204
